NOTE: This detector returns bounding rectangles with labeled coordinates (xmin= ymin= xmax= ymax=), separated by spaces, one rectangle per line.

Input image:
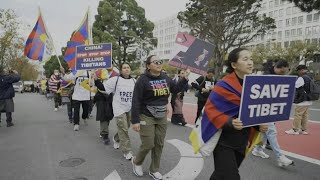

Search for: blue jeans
xmin=256 ymin=123 xmax=282 ymax=158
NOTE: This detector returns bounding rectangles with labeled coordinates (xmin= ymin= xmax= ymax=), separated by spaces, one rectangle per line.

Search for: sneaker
xmin=103 ymin=136 xmax=110 ymax=145
xmin=277 ymin=155 xmax=293 ymax=167
xmin=132 ymin=157 xmax=143 ymax=176
xmin=83 ymin=119 xmax=88 ymax=126
xmin=54 ymin=108 xmax=58 ymax=112
xmin=113 ymin=136 xmax=120 ymax=149
xmin=69 ymin=118 xmax=73 ymax=124
xmin=285 ymin=129 xmax=299 ymax=135
xmin=74 ymin=124 xmax=79 ymax=131
xmin=149 ymin=171 xmax=163 ymax=180
xmin=300 ymin=130 xmax=309 ymax=135
xmin=124 ymin=151 xmax=133 ymax=160
xmin=252 ymin=149 xmax=270 ymax=159
xmin=6 ymin=122 xmax=14 ymax=127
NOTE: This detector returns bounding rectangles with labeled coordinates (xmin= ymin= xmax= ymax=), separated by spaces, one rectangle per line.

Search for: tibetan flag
xmin=189 ymin=72 xmax=262 ymax=156
xmin=64 ymin=10 xmax=89 ymax=71
xmin=24 ymin=9 xmax=53 ymax=62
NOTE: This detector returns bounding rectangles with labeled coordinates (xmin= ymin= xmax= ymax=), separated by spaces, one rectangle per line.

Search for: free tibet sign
xmin=75 ymin=43 xmax=112 ymax=70
xmin=239 ymin=75 xmax=297 ymax=127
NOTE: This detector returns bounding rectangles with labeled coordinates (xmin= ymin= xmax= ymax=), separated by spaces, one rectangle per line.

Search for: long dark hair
xmin=226 ymin=48 xmax=249 ymax=73
xmin=145 ymin=55 xmax=156 ymax=71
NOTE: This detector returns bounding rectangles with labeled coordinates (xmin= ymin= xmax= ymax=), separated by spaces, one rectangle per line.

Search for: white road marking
xmin=164 ymin=139 xmax=204 ymax=180
xmin=104 ymin=170 xmax=121 ymax=180
xmin=282 ymin=150 xmax=320 ymax=166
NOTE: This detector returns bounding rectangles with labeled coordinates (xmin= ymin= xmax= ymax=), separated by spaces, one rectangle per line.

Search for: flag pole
xmin=38 ymin=7 xmax=62 ymax=67
xmin=88 ymin=6 xmax=93 ymax=45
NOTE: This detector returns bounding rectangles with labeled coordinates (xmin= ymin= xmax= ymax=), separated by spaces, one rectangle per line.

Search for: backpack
xmin=306 ymin=77 xmax=320 ymax=101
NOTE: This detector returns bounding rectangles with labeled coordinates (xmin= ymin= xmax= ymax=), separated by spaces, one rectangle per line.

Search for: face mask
xmin=54 ymin=73 xmax=59 ymax=76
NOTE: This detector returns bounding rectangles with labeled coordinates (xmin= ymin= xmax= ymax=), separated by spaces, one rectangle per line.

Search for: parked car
xmin=13 ymin=81 xmax=24 ymax=93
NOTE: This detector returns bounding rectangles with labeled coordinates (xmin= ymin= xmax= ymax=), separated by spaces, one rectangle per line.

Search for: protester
xmin=131 ymin=55 xmax=189 ymax=180
xmin=205 ymin=48 xmax=268 ymax=180
xmin=191 ymin=68 xmax=215 ymax=123
xmin=93 ymin=73 xmax=112 ymax=145
xmin=49 ymin=69 xmax=62 ymax=111
xmin=59 ymin=68 xmax=74 ymax=123
xmin=286 ymin=65 xmax=312 ymax=135
xmin=0 ymin=68 xmax=20 ymax=127
xmin=88 ymin=71 xmax=96 ymax=118
xmin=170 ymin=69 xmax=188 ymax=126
xmin=251 ymin=60 xmax=293 ymax=167
xmin=61 ymin=68 xmax=90 ymax=131
xmin=101 ymin=63 xmax=136 ymax=160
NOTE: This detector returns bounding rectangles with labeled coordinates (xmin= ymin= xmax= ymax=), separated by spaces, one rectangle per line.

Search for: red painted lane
xmin=168 ymin=104 xmax=320 ymax=160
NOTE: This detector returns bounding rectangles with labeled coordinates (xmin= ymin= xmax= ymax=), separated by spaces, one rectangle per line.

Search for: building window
xmin=306 ymin=27 xmax=312 ymax=36
xmin=274 ymin=10 xmax=278 ymax=17
xmin=312 ymin=26 xmax=319 ymax=35
xmin=314 ymin=13 xmax=320 ymax=22
xmin=278 ymin=20 xmax=283 ymax=28
xmin=298 ymin=16 xmax=303 ymax=24
xmin=297 ymin=28 xmax=303 ymax=36
xmin=279 ymin=9 xmax=284 ymax=16
xmin=286 ymin=19 xmax=290 ymax=26
xmin=275 ymin=0 xmax=279 ymax=6
xmin=269 ymin=1 xmax=273 ymax=8
xmin=285 ymin=30 xmax=290 ymax=38
xmin=269 ymin=11 xmax=273 ymax=17
xmin=312 ymin=38 xmax=318 ymax=45
xmin=291 ymin=17 xmax=297 ymax=26
xmin=263 ymin=2 xmax=267 ymax=9
xmin=272 ymin=32 xmax=277 ymax=39
xmin=278 ymin=31 xmax=282 ymax=40
xmin=286 ymin=7 xmax=291 ymax=15
xmin=291 ymin=29 xmax=296 ymax=37
xmin=280 ymin=0 xmax=284 ymax=5
xmin=284 ymin=41 xmax=289 ymax=48
xmin=307 ymin=14 xmax=312 ymax=23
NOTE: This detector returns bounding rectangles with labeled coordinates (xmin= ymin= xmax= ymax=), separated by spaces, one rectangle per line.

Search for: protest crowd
xmin=2 ymin=47 xmax=320 ymax=180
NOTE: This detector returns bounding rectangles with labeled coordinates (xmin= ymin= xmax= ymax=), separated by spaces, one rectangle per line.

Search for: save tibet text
xmin=247 ymin=84 xmax=290 ymax=118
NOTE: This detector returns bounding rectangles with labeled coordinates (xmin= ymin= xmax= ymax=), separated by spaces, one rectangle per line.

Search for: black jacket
xmin=0 ymin=74 xmax=20 ymax=100
xmin=294 ymin=75 xmax=311 ymax=103
xmin=191 ymin=75 xmax=215 ymax=102
xmin=131 ymin=72 xmax=188 ymax=124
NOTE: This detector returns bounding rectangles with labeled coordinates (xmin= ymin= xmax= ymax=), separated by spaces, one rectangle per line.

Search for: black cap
xmin=296 ymin=65 xmax=307 ymax=71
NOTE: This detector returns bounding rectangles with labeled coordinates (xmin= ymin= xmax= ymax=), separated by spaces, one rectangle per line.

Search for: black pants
xmin=210 ymin=145 xmax=245 ymax=180
xmin=67 ymin=102 xmax=73 ymax=119
xmin=73 ymin=100 xmax=89 ymax=125
xmin=195 ymin=99 xmax=206 ymax=123
xmin=54 ymin=93 xmax=61 ymax=108
xmin=0 ymin=112 xmax=12 ymax=123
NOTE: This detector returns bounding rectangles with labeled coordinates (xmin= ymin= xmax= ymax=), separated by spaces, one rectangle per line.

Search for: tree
xmin=251 ymin=41 xmax=320 ymax=73
xmin=178 ymin=0 xmax=276 ymax=75
xmin=0 ymin=9 xmax=23 ymax=70
xmin=286 ymin=0 xmax=320 ymax=12
xmin=43 ymin=55 xmax=69 ymax=77
xmin=92 ymin=0 xmax=157 ymax=67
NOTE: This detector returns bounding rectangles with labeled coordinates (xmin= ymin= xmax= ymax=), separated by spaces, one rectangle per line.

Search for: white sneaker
xmin=285 ymin=129 xmax=299 ymax=135
xmin=149 ymin=171 xmax=163 ymax=180
xmin=132 ymin=157 xmax=143 ymax=176
xmin=277 ymin=155 xmax=293 ymax=167
xmin=300 ymin=130 xmax=309 ymax=135
xmin=252 ymin=149 xmax=270 ymax=159
xmin=124 ymin=151 xmax=133 ymax=160
xmin=83 ymin=119 xmax=88 ymax=126
xmin=113 ymin=136 xmax=120 ymax=149
xmin=54 ymin=108 xmax=58 ymax=112
xmin=74 ymin=124 xmax=79 ymax=131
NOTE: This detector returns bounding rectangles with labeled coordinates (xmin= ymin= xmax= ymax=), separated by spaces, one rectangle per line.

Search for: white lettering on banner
xmin=248 ymin=103 xmax=287 ymax=117
xmin=83 ymin=57 xmax=104 ymax=62
xmin=81 ymin=62 xmax=107 ymax=68
xmin=84 ymin=45 xmax=103 ymax=50
xmin=250 ymin=84 xmax=289 ymax=99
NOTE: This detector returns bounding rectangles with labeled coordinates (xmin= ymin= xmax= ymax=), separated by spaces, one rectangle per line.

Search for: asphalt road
xmin=0 ymin=93 xmax=319 ymax=180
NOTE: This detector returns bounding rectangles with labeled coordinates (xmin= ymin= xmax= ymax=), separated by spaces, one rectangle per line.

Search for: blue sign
xmin=75 ymin=43 xmax=112 ymax=70
xmin=239 ymin=75 xmax=297 ymax=127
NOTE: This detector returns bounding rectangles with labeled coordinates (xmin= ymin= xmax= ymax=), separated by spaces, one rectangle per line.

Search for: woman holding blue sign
xmin=205 ymin=48 xmax=268 ymax=180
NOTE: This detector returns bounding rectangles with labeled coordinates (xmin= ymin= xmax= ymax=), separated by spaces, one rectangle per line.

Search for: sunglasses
xmin=151 ymin=60 xmax=163 ymax=65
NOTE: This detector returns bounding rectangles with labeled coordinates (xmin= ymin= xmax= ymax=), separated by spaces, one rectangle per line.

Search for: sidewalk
xmin=168 ymin=103 xmax=320 ymax=160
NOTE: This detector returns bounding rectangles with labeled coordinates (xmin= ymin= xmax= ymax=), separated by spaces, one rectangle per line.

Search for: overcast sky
xmin=1 ymin=0 xmax=189 ymax=55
